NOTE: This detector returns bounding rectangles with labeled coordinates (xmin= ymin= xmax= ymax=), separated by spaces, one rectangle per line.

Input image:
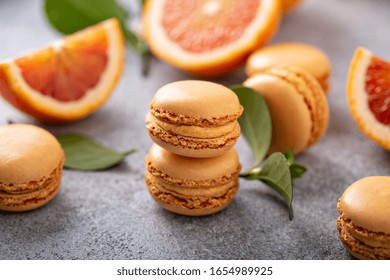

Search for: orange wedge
xmin=142 ymin=0 xmax=281 ymax=77
xmin=347 ymin=47 xmax=390 ymax=151
xmin=0 ymin=18 xmax=125 ymax=123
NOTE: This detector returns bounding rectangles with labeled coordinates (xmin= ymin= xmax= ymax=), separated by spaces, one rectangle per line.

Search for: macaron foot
xmin=146 ymin=172 xmax=239 ymax=216
xmin=0 ymin=161 xmax=63 ymax=212
xmin=337 ymin=216 xmax=390 ymax=260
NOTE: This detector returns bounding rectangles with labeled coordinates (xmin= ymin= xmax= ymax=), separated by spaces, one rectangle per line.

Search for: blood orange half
xmin=347 ymin=47 xmax=390 ymax=151
xmin=142 ymin=0 xmax=281 ymax=77
xmin=0 ymin=18 xmax=125 ymax=123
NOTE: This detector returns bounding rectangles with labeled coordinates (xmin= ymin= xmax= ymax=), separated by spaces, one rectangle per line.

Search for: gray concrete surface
xmin=0 ymin=0 xmax=389 ymax=260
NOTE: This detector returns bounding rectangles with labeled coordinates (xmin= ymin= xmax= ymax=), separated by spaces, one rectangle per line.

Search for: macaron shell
xmin=0 ymin=162 xmax=62 ymax=212
xmin=339 ymin=176 xmax=390 ymax=233
xmin=245 ymin=42 xmax=331 ymax=93
xmin=0 ymin=124 xmax=64 ymax=184
xmin=244 ymin=73 xmax=312 ymax=154
xmin=146 ymin=144 xmax=240 ymax=181
xmin=151 ymin=80 xmax=242 ymax=119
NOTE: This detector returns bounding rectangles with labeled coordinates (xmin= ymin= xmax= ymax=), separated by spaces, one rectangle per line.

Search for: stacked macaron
xmin=145 ymin=80 xmax=243 ymax=216
xmin=0 ymin=124 xmax=64 ymax=211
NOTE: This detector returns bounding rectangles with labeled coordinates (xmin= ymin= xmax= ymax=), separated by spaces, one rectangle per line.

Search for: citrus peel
xmin=0 ymin=18 xmax=125 ymax=123
xmin=347 ymin=47 xmax=390 ymax=151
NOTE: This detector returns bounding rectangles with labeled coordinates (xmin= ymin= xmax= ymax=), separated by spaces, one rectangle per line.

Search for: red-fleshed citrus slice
xmin=347 ymin=47 xmax=390 ymax=151
xmin=142 ymin=0 xmax=281 ymax=77
xmin=0 ymin=18 xmax=125 ymax=123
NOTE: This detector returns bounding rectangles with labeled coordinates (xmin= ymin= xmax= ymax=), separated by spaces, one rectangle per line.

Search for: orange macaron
xmin=146 ymin=80 xmax=243 ymax=158
xmin=337 ymin=176 xmax=390 ymax=260
xmin=244 ymin=67 xmax=329 ymax=155
xmin=246 ymin=42 xmax=331 ymax=93
xmin=145 ymin=144 xmax=241 ymax=216
xmin=0 ymin=124 xmax=64 ymax=211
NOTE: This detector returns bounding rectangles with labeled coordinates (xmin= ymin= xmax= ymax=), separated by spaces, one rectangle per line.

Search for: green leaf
xmin=289 ymin=163 xmax=307 ymax=179
xmin=241 ymin=153 xmax=294 ymax=220
xmin=284 ymin=149 xmax=294 ymax=165
xmin=44 ymin=0 xmax=128 ymax=34
xmin=230 ymin=85 xmax=272 ymax=166
xmin=283 ymin=149 xmax=307 ymax=179
xmin=57 ymin=134 xmax=137 ymax=171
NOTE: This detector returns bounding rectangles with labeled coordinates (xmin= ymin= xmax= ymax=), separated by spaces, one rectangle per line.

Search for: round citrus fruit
xmin=0 ymin=18 xmax=125 ymax=123
xmin=142 ymin=0 xmax=281 ymax=77
xmin=347 ymin=47 xmax=390 ymax=151
xmin=281 ymin=0 xmax=303 ymax=13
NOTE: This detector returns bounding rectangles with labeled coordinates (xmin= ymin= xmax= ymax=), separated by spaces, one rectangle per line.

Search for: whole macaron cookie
xmin=145 ymin=144 xmax=241 ymax=216
xmin=245 ymin=42 xmax=331 ymax=93
xmin=146 ymin=80 xmax=243 ymax=158
xmin=0 ymin=124 xmax=64 ymax=211
xmin=337 ymin=176 xmax=390 ymax=260
xmin=244 ymin=67 xmax=329 ymax=155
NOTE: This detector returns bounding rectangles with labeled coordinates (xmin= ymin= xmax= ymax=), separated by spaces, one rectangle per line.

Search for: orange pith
xmin=365 ymin=56 xmax=390 ymax=125
xmin=162 ymin=0 xmax=260 ymax=53
xmin=15 ymin=26 xmax=108 ymax=102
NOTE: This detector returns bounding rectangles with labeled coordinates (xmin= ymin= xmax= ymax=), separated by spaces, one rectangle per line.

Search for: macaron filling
xmin=150 ymin=103 xmax=243 ymax=127
xmin=146 ymin=170 xmax=239 ymax=199
xmin=146 ymin=112 xmax=239 ymax=139
xmin=146 ymin=116 xmax=241 ymax=150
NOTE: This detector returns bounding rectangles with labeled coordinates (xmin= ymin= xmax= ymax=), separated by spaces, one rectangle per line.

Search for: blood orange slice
xmin=347 ymin=47 xmax=390 ymax=151
xmin=0 ymin=18 xmax=125 ymax=123
xmin=142 ymin=0 xmax=281 ymax=77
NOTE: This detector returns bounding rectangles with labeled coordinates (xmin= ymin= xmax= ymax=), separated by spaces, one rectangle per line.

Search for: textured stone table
xmin=1 ymin=0 xmax=389 ymax=260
